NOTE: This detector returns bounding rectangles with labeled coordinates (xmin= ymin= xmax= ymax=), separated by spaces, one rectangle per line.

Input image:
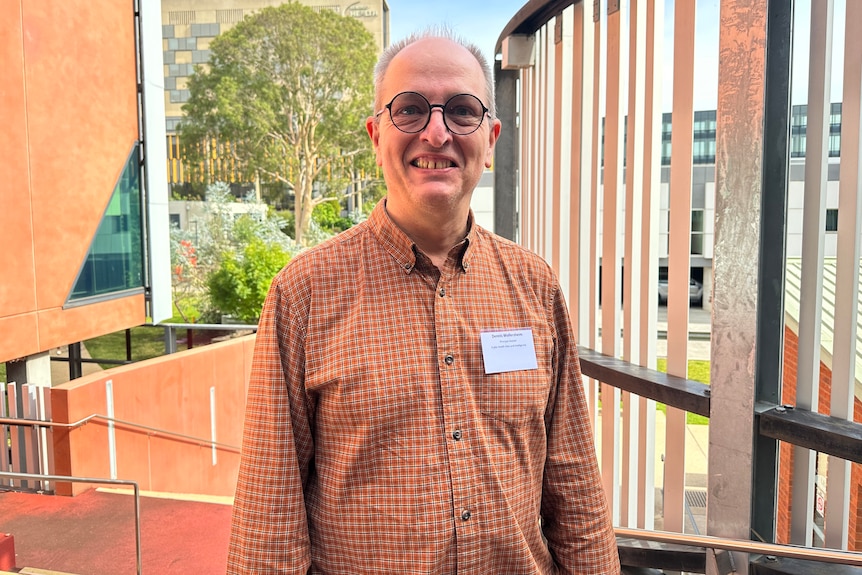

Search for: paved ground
xmin=0 ymin=489 xmax=232 ymax=574
xmin=50 ymin=345 xmax=103 ymax=386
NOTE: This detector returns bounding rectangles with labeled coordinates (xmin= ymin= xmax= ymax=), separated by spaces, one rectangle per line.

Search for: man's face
xmin=366 ymin=38 xmax=501 ymax=222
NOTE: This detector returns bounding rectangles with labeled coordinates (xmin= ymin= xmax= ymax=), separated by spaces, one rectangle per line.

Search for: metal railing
xmin=0 ymin=471 xmax=143 ymax=575
xmin=616 ymin=527 xmax=862 ymax=569
xmin=0 ymin=413 xmax=240 ymax=456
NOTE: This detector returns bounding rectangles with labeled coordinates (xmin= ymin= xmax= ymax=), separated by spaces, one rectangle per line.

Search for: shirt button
xmin=461 ymin=510 xmax=471 ymax=521
xmin=452 ymin=430 xmax=462 ymax=441
xmin=444 ymin=354 xmax=454 ymax=365
xmin=404 ymin=263 xmax=413 ymax=271
xmin=439 ymin=288 xmax=446 ymax=297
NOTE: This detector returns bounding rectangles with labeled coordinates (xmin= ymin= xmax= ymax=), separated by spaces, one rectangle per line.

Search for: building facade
xmin=653 ymin=104 xmax=844 ymax=307
xmin=1 ymin=0 xmax=170 ymax=377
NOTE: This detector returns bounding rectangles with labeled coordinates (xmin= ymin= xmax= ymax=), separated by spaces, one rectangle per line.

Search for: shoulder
xmin=474 ymin=226 xmax=558 ymax=284
xmin=277 ymin=220 xmax=373 ymax=286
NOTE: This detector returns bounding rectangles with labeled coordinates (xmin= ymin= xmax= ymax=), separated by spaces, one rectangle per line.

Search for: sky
xmin=385 ymin=0 xmax=847 ymax=113
xmin=386 ymin=0 xmax=527 ymax=65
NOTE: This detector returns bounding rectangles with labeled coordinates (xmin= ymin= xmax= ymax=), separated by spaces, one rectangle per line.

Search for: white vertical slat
xmin=20 ymin=385 xmax=50 ymax=491
xmin=546 ymin=22 xmax=558 ymax=267
xmin=21 ymin=385 xmax=39 ymax=487
xmin=557 ymin=8 xmax=575 ymax=297
xmin=636 ymin=0 xmax=663 ymax=531
xmin=791 ymin=0 xmax=834 ymax=547
xmin=37 ymin=385 xmax=53 ymax=492
xmin=551 ymin=13 xmax=567 ymax=279
xmin=624 ymin=0 xmax=646 ymax=367
xmin=568 ymin=1 xmax=595 ymax=346
xmin=664 ymin=0 xmax=697 ymax=535
xmin=601 ymin=0 xmax=626 ymax=524
xmin=621 ymin=0 xmax=648 ymax=528
xmin=7 ymin=383 xmax=21 ymax=488
xmin=536 ymin=26 xmax=548 ymax=257
xmin=824 ymin=0 xmax=861 ymax=551
xmin=106 ymin=379 xmax=118 ymax=480
xmin=521 ymin=65 xmax=533 ymax=247
xmin=527 ymin=28 xmax=539 ymax=253
xmin=586 ymin=0 xmax=603 ymax=435
xmin=0 ymin=382 xmax=10 ymax=487
xmin=210 ymin=386 xmax=218 ymax=466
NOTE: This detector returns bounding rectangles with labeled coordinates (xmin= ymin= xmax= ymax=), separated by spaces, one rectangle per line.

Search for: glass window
xmin=67 ymin=144 xmax=144 ymax=303
xmin=691 ymin=210 xmax=704 ymax=255
xmin=826 ymin=209 xmax=838 ymax=232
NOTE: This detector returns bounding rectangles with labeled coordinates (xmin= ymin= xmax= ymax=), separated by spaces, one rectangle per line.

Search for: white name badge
xmin=480 ymin=329 xmax=539 ymax=374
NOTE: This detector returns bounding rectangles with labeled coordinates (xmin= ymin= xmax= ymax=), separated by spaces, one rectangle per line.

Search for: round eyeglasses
xmin=376 ymin=91 xmax=490 ymax=136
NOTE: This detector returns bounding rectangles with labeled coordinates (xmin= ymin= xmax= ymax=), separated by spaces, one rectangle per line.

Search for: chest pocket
xmin=477 ymin=326 xmax=554 ymax=427
xmin=479 ymin=368 xmax=552 ymax=427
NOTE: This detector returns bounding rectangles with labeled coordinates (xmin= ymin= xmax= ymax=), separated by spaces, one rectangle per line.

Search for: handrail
xmin=0 ymin=414 xmax=240 ymax=454
xmin=615 ymin=527 xmax=862 ymax=567
xmin=0 ymin=471 xmax=142 ymax=575
xmin=147 ymin=321 xmax=258 ymax=331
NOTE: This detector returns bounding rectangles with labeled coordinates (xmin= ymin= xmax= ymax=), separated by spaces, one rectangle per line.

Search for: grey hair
xmin=373 ymin=26 xmax=496 ymax=120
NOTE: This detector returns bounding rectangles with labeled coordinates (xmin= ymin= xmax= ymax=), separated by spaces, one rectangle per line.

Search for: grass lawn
xmin=84 ymin=325 xmax=181 ymax=369
xmin=655 ymin=358 xmax=710 ymax=425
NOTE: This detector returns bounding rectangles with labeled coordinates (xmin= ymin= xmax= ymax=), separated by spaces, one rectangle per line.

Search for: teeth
xmin=414 ymin=158 xmax=453 ymax=169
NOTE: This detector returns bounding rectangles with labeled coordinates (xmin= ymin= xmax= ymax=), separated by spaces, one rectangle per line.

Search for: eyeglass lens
xmin=388 ymin=92 xmax=485 ymax=135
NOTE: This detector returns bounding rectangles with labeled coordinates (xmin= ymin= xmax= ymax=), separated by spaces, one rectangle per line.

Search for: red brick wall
xmin=778 ymin=325 xmax=862 ymax=550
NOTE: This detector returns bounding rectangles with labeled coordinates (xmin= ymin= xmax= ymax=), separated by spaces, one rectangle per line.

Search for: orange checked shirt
xmin=227 ymin=200 xmax=620 ymax=574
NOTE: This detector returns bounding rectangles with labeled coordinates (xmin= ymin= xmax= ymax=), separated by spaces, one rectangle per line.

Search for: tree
xmin=180 ymin=2 xmax=379 ymax=245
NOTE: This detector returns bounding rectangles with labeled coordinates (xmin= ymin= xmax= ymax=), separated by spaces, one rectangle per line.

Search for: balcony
xmin=492 ymin=0 xmax=862 ymax=572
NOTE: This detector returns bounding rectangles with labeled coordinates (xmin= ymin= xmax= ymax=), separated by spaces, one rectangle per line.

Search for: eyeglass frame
xmin=374 ymin=91 xmax=491 ymax=136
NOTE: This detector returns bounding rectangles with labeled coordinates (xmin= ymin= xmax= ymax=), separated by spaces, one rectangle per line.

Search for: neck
xmin=385 ymin=201 xmax=470 ymax=268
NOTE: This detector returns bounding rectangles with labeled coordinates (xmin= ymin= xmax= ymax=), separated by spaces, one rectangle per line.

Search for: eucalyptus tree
xmin=181 ymin=3 xmax=378 ymax=245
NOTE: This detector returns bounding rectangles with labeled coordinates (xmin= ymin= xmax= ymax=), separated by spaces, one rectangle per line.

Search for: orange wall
xmin=0 ymin=0 xmax=144 ymax=364
xmin=51 ymin=335 xmax=256 ymax=497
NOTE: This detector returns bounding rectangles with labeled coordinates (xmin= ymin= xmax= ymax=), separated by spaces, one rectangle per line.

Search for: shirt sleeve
xmin=541 ymin=286 xmax=621 ymax=575
xmin=227 ymin=271 xmax=314 ymax=574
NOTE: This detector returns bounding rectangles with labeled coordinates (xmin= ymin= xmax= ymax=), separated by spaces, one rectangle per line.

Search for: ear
xmin=366 ymin=116 xmax=383 ymax=166
xmin=484 ymin=118 xmax=502 ymax=168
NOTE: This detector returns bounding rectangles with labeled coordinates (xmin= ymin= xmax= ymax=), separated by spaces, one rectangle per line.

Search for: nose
xmin=421 ymin=107 xmax=452 ymax=147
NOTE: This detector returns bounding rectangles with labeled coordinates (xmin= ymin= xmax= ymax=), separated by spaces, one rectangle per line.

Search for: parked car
xmin=658 ymin=278 xmax=703 ymax=306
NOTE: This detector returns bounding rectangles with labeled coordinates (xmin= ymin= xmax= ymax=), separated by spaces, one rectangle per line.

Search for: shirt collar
xmin=368 ymin=198 xmax=477 ymax=274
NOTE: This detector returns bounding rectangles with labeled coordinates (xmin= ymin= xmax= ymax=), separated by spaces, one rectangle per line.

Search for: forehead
xmin=383 ymin=37 xmax=485 ymax=101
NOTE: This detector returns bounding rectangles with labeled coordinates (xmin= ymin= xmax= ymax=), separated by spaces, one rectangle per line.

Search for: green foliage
xmin=313 ymin=200 xmax=353 ymax=233
xmin=655 ymin=358 xmax=711 ymax=425
xmin=171 ymin=182 xmax=296 ymax=323
xmin=276 ymin=209 xmax=295 ymax=238
xmin=180 ymin=2 xmax=380 ymax=245
xmin=208 ymin=239 xmax=291 ymax=322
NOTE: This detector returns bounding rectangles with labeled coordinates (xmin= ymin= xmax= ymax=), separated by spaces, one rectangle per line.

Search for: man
xmin=227 ymin=29 xmax=620 ymax=574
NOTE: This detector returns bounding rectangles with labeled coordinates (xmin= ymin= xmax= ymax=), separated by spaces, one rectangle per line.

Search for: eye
xmin=448 ymin=105 xmax=475 ymax=118
xmin=395 ymin=104 xmax=423 ymax=117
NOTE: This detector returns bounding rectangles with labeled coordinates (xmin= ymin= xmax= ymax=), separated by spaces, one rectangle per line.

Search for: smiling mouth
xmin=412 ymin=158 xmax=455 ymax=169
